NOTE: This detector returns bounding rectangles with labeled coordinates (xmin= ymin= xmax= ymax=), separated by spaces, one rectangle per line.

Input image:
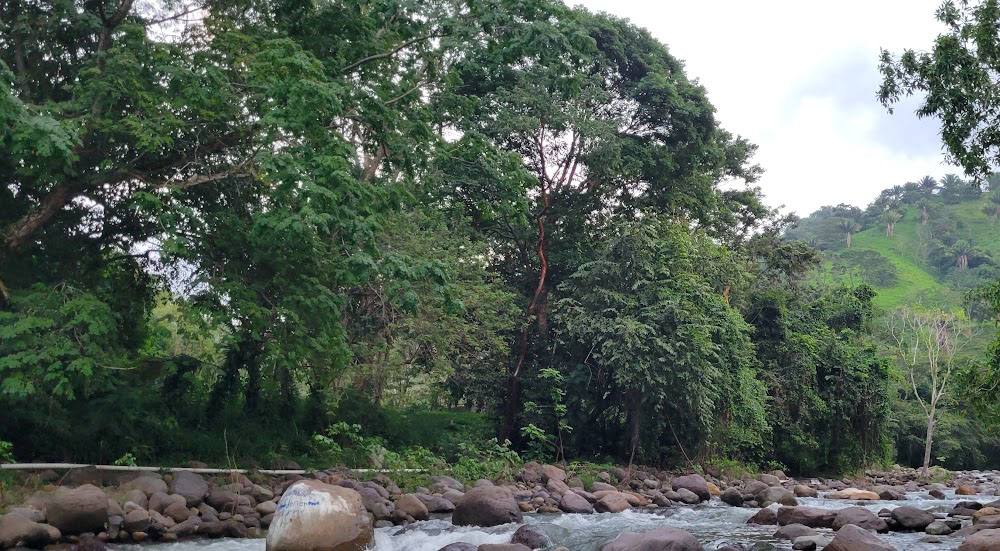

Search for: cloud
xmin=570 ymin=0 xmax=958 ymax=216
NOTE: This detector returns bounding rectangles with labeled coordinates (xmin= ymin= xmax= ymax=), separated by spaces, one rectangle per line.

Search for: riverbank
xmin=1 ymin=463 xmax=999 ymax=550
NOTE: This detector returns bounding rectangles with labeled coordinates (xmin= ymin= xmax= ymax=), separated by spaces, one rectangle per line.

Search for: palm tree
xmin=951 ymin=240 xmax=980 ymax=270
xmin=984 ymin=204 xmax=1000 ymax=228
xmin=990 ymin=190 xmax=1000 ymax=206
xmin=881 ymin=210 xmax=903 ymax=237
xmin=941 ymin=173 xmax=964 ymax=189
xmin=918 ymin=199 xmax=932 ymax=225
xmin=837 ymin=218 xmax=861 ymax=248
xmin=918 ymin=175 xmax=938 ymax=193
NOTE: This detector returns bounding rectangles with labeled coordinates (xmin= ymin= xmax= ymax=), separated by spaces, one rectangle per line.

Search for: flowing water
xmin=111 ymin=490 xmax=997 ymax=551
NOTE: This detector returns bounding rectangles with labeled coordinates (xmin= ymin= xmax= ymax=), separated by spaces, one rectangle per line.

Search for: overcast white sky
xmin=572 ymin=0 xmax=959 ymax=217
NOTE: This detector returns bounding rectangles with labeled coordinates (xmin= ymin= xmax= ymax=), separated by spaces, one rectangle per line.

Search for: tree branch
xmin=338 ymin=33 xmax=444 ymax=75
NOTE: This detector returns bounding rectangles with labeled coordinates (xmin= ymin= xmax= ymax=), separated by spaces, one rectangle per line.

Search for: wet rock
xmin=511 ymin=525 xmax=551 ymax=549
xmin=959 ymin=528 xmax=1000 ymax=551
xmin=747 ymin=508 xmax=778 ymax=525
xmin=792 ymin=485 xmax=818 ymax=498
xmin=558 ymin=492 xmax=593 ymax=514
xmin=973 ymin=507 xmax=1000 ymax=524
xmin=265 ymin=480 xmax=372 ymax=551
xmin=395 ymin=494 xmax=429 ymax=521
xmin=453 ymin=486 xmax=522 ymax=527
xmin=478 ymin=545 xmax=530 ymax=551
xmin=957 ymin=486 xmax=978 ymax=496
xmin=825 ymin=524 xmax=894 ymax=551
xmin=437 ymin=545 xmax=477 ymax=551
xmin=595 ymin=493 xmax=632 ymax=514
xmin=777 ymin=506 xmax=836 ymax=529
xmin=874 ymin=487 xmax=905 ymax=501
xmin=46 ymin=485 xmax=109 ymax=535
xmin=833 ymin=506 xmax=888 ymax=532
xmin=829 ymin=488 xmax=880 ymax=500
xmin=757 ymin=487 xmax=797 ymax=507
xmin=743 ymin=481 xmax=769 ymax=498
xmin=599 ymin=526 xmax=703 ymax=551
xmin=775 ymin=523 xmax=818 ymax=540
xmin=671 ymin=474 xmax=710 ymax=503
xmin=925 ymin=520 xmax=953 ymax=535
xmin=721 ymin=488 xmax=744 ymax=507
xmin=891 ymin=506 xmax=935 ymax=531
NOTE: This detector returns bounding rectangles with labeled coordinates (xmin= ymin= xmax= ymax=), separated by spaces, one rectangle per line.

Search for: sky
xmin=572 ymin=0 xmax=959 ymax=217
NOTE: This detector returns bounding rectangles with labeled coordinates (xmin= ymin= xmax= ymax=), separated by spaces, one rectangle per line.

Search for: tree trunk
xmin=627 ymin=393 xmax=643 ymax=468
xmin=846 ymin=232 xmax=852 ymax=248
xmin=922 ymin=406 xmax=935 ymax=477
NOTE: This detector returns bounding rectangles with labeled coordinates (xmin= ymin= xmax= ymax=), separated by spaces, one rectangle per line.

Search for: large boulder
xmin=824 ymin=524 xmax=894 ymax=551
xmin=595 ymin=493 xmax=632 ymax=514
xmin=395 ymin=494 xmax=429 ymax=521
xmin=46 ymin=484 xmax=109 ymax=534
xmin=777 ymin=506 xmax=836 ymax=529
xmin=747 ymin=508 xmax=777 ymax=525
xmin=0 ymin=512 xmax=59 ymax=549
xmin=959 ymin=528 xmax=1000 ymax=551
xmin=541 ymin=465 xmax=566 ymax=483
xmin=558 ymin=492 xmax=594 ymax=514
xmin=123 ymin=509 xmax=151 ymax=533
xmin=759 ymin=474 xmax=781 ymax=486
xmin=169 ymin=471 xmax=209 ymax=507
xmin=599 ymin=526 xmax=703 ymax=551
xmin=757 ymin=487 xmax=798 ymax=507
xmin=671 ymin=475 xmax=710 ymax=503
xmin=792 ymin=485 xmax=818 ymax=498
xmin=833 ymin=507 xmax=887 ymax=532
xmin=890 ymin=506 xmax=935 ymax=531
xmin=265 ymin=480 xmax=372 ymax=551
xmin=973 ymin=507 xmax=1000 ymax=524
xmin=452 ymin=486 xmax=522 ymax=527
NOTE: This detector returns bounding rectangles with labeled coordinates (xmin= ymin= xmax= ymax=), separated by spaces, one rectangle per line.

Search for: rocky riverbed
xmin=2 ymin=463 xmax=1000 ymax=551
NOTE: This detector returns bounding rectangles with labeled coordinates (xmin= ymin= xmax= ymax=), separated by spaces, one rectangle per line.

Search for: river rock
xmin=511 ymin=525 xmax=551 ymax=549
xmin=0 ymin=512 xmax=59 ymax=549
xmin=759 ymin=474 xmax=781 ymax=486
xmin=168 ymin=516 xmax=201 ymax=538
xmin=926 ymin=521 xmax=953 ymax=535
xmin=395 ymin=494 xmax=429 ymax=521
xmin=775 ymin=523 xmax=818 ymax=540
xmin=169 ymin=471 xmax=209 ymax=507
xmin=721 ymin=488 xmax=744 ymax=507
xmin=747 ymin=508 xmax=777 ymax=525
xmin=46 ymin=485 xmax=109 ymax=534
xmin=163 ymin=500 xmax=193 ymax=523
xmin=743 ymin=480 xmax=769 ymax=498
xmin=479 ymin=545 xmax=530 ymax=551
xmin=959 ymin=528 xmax=1000 ymax=551
xmin=592 ymin=482 xmax=617 ymax=492
xmin=757 ymin=487 xmax=797 ymax=507
xmin=558 ymin=492 xmax=593 ymax=514
xmin=437 ymin=544 xmax=477 ymax=551
xmin=834 ymin=506 xmax=887 ymax=532
xmin=672 ymin=475 xmax=710 ymax=502
xmin=599 ymin=526 xmax=703 ymax=551
xmin=874 ymin=487 xmax=905 ymax=501
xmin=265 ymin=480 xmax=372 ymax=551
xmin=121 ymin=475 xmax=168 ymax=497
xmin=891 ymin=506 xmax=935 ymax=531
xmin=829 ymin=488 xmax=880 ymax=500
xmin=675 ymin=488 xmax=701 ymax=505
xmin=793 ymin=485 xmax=818 ymax=498
xmin=973 ymin=507 xmax=1000 ymax=524
xmin=541 ymin=465 xmax=566 ymax=483
xmin=416 ymin=492 xmax=454 ymax=513
xmin=777 ymin=506 xmax=836 ymax=528
xmin=453 ymin=487 xmax=522 ymax=527
xmin=123 ymin=509 xmax=151 ymax=533
xmin=957 ymin=486 xmax=978 ymax=496
xmin=430 ymin=476 xmax=464 ymax=494
xmin=824 ymin=524 xmax=894 ymax=551
xmin=595 ymin=493 xmax=632 ymax=514
xmin=6 ymin=508 xmax=43 ymax=524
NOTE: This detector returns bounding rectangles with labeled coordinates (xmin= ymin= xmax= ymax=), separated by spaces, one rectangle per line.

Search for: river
xmin=110 ymin=490 xmax=995 ymax=551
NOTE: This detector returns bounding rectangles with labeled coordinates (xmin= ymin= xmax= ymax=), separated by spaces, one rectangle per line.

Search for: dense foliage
xmin=5 ymin=0 xmax=999 ymax=476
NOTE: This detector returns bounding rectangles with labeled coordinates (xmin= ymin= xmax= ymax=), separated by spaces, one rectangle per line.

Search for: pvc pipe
xmin=0 ymin=463 xmax=428 ymax=474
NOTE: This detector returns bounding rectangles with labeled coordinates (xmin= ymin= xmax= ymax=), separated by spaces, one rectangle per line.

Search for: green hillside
xmin=788 ymin=182 xmax=1000 ymax=311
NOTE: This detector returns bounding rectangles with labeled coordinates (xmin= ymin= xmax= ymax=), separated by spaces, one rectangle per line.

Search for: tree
xmin=885 ymin=308 xmax=978 ymax=476
xmin=983 ymin=204 xmax=1000 ymax=228
xmin=555 ymin=219 xmax=767 ymax=465
xmin=881 ymin=210 xmax=903 ymax=237
xmin=837 ymin=218 xmax=861 ymax=248
xmin=440 ymin=7 xmax=760 ymax=442
xmin=919 ymin=176 xmax=939 ymax=194
xmin=880 ymin=1 xmax=1000 ymax=179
